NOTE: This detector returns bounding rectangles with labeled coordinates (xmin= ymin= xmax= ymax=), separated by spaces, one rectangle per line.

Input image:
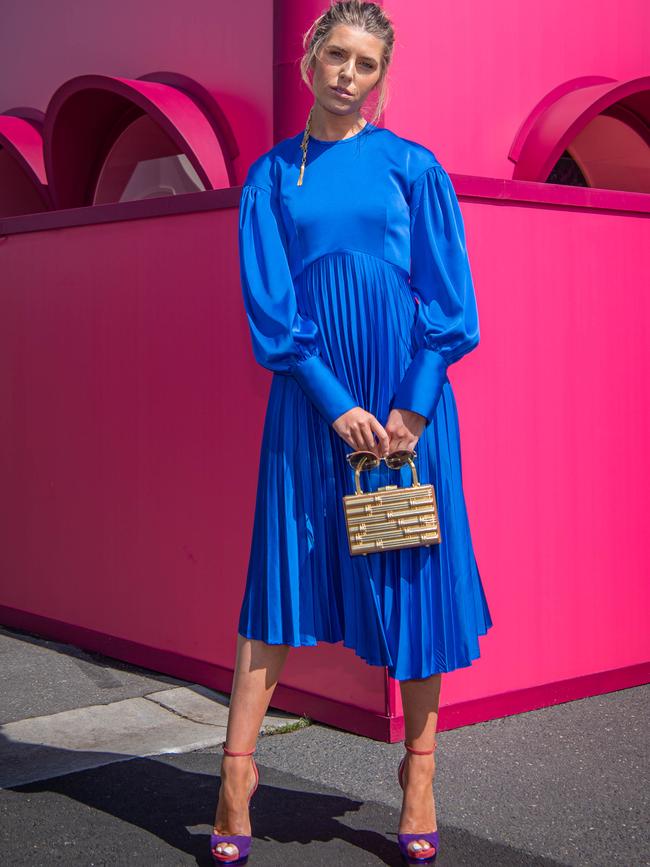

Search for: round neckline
xmin=308 ymin=122 xmax=375 ymax=145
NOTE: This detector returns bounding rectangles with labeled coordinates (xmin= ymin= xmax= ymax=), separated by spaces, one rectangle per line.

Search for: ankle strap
xmin=222 ymin=744 xmax=256 ymax=756
xmin=405 ymin=740 xmax=437 ymax=754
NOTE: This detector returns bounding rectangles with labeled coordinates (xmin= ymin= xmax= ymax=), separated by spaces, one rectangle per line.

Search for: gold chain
xmin=297 ymin=106 xmax=315 ymax=186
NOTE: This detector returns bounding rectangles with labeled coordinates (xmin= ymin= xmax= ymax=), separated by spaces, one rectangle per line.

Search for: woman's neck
xmin=309 ymin=109 xmax=367 ymax=142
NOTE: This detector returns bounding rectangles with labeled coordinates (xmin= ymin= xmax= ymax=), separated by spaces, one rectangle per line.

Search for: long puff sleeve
xmin=389 ymin=163 xmax=480 ymax=425
xmin=239 ymin=183 xmax=358 ymax=426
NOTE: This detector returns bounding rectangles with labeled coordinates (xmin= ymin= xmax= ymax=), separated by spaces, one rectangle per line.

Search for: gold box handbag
xmin=342 ymin=449 xmax=442 ymax=556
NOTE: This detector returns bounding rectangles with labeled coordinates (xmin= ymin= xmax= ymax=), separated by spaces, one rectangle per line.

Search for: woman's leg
xmin=212 ymin=633 xmax=291 ymax=856
xmin=398 ymin=673 xmax=442 ymax=856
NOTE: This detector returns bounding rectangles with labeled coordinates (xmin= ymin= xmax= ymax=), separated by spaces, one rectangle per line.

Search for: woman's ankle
xmin=219 ymin=756 xmax=256 ymax=793
xmin=403 ymin=753 xmax=435 ymax=783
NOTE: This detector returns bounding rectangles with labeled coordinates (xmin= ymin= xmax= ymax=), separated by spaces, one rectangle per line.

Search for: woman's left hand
xmin=374 ymin=408 xmax=427 ymax=456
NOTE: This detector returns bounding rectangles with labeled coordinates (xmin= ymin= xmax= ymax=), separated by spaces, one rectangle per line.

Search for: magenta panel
xmin=1 ymin=184 xmax=649 ymax=735
xmin=0 ymin=202 xmax=387 ymax=721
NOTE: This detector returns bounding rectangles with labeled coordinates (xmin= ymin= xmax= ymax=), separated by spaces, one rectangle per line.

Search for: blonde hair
xmin=299 ymin=0 xmax=395 ymax=128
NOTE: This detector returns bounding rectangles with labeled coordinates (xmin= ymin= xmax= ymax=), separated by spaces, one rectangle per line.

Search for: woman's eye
xmin=327 ymin=48 xmax=375 ymax=70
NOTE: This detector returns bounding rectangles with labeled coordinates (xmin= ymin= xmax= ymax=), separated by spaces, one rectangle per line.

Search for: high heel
xmin=397 ymin=741 xmax=439 ymax=864
xmin=210 ymin=744 xmax=259 ymax=865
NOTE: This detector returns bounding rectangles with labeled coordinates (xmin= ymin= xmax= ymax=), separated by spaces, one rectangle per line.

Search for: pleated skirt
xmin=238 ymin=249 xmax=493 ymax=680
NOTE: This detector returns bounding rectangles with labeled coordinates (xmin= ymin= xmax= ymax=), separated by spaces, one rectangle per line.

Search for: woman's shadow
xmin=6 ymin=741 xmax=400 ymax=865
xmin=6 ymin=738 xmax=566 ymax=865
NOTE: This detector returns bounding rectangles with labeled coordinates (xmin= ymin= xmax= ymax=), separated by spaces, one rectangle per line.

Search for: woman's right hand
xmin=332 ymin=407 xmax=390 ymax=457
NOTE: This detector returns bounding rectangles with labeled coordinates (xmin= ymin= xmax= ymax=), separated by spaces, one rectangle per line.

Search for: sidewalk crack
xmin=143 ymin=693 xmax=225 ymax=729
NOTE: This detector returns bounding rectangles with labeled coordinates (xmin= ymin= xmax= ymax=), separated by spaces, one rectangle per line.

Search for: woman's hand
xmin=332 ymin=407 xmax=390 ymax=455
xmin=332 ymin=406 xmax=427 ymax=456
xmin=382 ymin=408 xmax=427 ymax=454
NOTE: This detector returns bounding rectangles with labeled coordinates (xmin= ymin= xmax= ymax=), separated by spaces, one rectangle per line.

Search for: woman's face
xmin=311 ymin=24 xmax=384 ymax=117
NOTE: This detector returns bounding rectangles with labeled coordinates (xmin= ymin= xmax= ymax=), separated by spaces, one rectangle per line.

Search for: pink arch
xmin=0 ymin=109 xmax=52 ymax=208
xmin=509 ymin=74 xmax=650 ymax=182
xmin=43 ymin=73 xmax=239 ymax=209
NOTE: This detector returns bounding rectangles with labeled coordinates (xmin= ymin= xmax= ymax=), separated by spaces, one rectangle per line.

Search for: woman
xmin=211 ymin=1 xmax=493 ymax=864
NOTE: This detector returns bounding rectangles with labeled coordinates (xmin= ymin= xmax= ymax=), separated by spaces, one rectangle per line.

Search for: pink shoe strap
xmin=405 ymin=740 xmax=437 ymax=754
xmin=222 ymin=744 xmax=256 ymax=756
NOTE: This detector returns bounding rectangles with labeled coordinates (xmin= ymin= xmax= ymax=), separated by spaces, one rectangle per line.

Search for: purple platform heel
xmin=397 ymin=741 xmax=439 ymax=864
xmin=210 ymin=744 xmax=259 ymax=865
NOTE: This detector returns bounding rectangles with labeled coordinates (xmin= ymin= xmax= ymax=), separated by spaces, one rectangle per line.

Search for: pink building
xmin=0 ymin=1 xmax=648 ymax=740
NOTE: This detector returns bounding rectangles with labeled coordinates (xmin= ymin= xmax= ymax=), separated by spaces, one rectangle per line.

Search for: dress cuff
xmin=389 ymin=347 xmax=448 ymax=424
xmin=291 ymin=354 xmax=358 ymax=426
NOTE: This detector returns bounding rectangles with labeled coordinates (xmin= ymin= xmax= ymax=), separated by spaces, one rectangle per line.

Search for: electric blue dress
xmin=236 ymin=122 xmax=493 ymax=681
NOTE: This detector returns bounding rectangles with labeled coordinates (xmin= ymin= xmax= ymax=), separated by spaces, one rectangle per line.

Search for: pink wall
xmin=0 ymin=202 xmax=388 ymax=723
xmin=2 ymin=183 xmax=648 ymax=734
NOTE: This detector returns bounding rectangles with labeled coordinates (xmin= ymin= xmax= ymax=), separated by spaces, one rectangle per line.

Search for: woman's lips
xmin=331 ymin=86 xmax=354 ymax=99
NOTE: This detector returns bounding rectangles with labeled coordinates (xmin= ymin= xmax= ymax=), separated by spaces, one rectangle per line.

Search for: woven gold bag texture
xmin=342 ymin=449 xmax=441 ymax=556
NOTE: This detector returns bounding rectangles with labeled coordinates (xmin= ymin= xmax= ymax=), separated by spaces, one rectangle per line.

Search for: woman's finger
xmin=361 ymin=421 xmax=378 ymax=451
xmin=370 ymin=418 xmax=390 ymax=455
